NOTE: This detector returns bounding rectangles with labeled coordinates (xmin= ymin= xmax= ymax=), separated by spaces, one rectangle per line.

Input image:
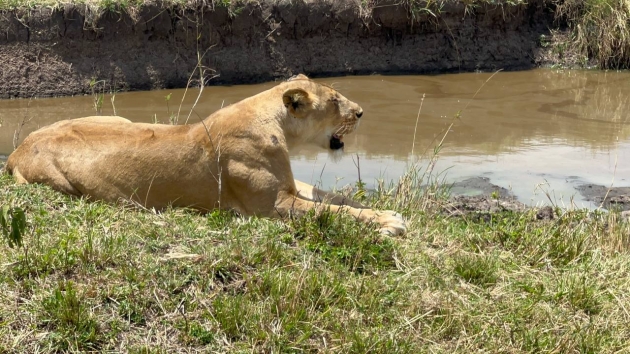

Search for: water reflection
xmin=1 ymin=69 xmax=629 ymax=207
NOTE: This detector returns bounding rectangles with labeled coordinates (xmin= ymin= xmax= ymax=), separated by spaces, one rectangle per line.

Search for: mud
xmin=442 ymin=177 xmax=557 ymax=220
xmin=448 ymin=178 xmax=630 ymax=216
xmin=449 ymin=177 xmax=513 ymax=199
xmin=444 ymin=176 xmax=540 ymax=217
xmin=0 ymin=0 xmax=557 ymax=99
xmin=576 ymin=184 xmax=630 ymax=211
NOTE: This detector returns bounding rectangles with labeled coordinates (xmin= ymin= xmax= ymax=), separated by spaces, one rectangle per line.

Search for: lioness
xmin=6 ymin=74 xmax=406 ymax=235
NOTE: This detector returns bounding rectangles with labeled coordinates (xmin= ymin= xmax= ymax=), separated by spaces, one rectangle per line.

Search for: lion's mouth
xmin=330 ymin=134 xmax=344 ymax=150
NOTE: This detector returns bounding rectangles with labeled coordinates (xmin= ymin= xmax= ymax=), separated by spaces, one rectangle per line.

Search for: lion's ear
xmin=287 ymin=74 xmax=309 ymax=81
xmin=282 ymin=88 xmax=312 ymax=118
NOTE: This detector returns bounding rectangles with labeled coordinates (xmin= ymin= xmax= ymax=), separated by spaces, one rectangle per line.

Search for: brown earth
xmin=0 ymin=0 xmax=558 ymax=99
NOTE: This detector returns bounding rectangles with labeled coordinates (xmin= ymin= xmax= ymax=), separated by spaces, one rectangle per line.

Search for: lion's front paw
xmin=375 ymin=210 xmax=407 ymax=236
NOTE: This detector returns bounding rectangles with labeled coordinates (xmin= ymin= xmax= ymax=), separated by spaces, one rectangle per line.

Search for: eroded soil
xmin=0 ymin=0 xmax=557 ymax=98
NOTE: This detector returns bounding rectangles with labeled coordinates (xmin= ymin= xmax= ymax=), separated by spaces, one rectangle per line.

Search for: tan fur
xmin=6 ymin=74 xmax=406 ymax=235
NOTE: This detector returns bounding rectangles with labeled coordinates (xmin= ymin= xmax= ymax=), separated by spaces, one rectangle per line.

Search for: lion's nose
xmin=356 ymin=110 xmax=363 ymax=118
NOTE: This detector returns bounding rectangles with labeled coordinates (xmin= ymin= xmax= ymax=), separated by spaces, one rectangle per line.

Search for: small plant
xmin=212 ymin=295 xmax=250 ymax=341
xmin=41 ymin=281 xmax=102 ymax=350
xmin=0 ymin=205 xmax=26 ymax=248
xmin=353 ymin=154 xmax=367 ymax=202
xmin=178 ymin=321 xmax=215 ymax=345
xmin=556 ymin=274 xmax=602 ymax=315
xmin=407 ymin=0 xmax=442 ymax=21
xmin=89 ymin=78 xmax=106 ymax=115
xmin=453 ymin=253 xmax=498 ymax=287
xmin=214 ymin=0 xmax=246 ymax=18
xmin=165 ymin=92 xmax=177 ymax=125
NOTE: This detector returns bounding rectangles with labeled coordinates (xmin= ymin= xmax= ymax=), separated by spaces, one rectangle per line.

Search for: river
xmin=1 ymin=69 xmax=628 ymax=208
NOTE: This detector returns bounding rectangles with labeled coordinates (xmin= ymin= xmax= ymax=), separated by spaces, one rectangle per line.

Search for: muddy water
xmin=1 ymin=69 xmax=629 ymax=207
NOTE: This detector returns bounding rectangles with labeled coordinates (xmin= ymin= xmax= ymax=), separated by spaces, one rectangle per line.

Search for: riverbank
xmin=0 ymin=0 xmax=566 ymax=99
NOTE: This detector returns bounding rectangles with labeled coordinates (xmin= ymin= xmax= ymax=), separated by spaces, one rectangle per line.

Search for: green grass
xmin=1 ymin=170 xmax=630 ymax=352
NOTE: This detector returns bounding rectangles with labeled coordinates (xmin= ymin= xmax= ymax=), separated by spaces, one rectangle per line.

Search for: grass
xmin=0 ymin=0 xmax=529 ymax=17
xmin=0 ymin=0 xmax=627 ymax=347
xmin=0 ymin=0 xmax=252 ymax=11
xmin=1 ymin=168 xmax=630 ymax=352
xmin=556 ymin=0 xmax=630 ymax=69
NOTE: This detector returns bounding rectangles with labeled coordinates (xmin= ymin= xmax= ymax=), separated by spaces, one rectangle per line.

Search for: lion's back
xmin=6 ymin=117 xmax=148 ymax=183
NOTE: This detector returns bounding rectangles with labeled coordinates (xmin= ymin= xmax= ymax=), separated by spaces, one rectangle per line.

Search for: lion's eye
xmin=330 ymin=97 xmax=339 ymax=104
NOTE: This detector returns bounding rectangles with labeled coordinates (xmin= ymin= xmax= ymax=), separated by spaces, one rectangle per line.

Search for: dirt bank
xmin=0 ymin=0 xmax=557 ymax=99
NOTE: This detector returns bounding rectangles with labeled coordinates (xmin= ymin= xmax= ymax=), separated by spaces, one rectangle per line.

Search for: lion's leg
xmin=10 ymin=167 xmax=28 ymax=184
xmin=40 ymin=173 xmax=83 ymax=197
xmin=275 ymin=190 xmax=406 ymax=236
xmin=9 ymin=165 xmax=81 ymax=197
xmin=294 ymin=179 xmax=369 ymax=209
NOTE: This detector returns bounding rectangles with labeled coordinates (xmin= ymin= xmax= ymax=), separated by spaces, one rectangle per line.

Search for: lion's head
xmin=282 ymin=74 xmax=363 ymax=151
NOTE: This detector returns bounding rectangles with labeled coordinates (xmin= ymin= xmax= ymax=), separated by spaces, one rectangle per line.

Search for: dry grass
xmin=557 ymin=0 xmax=630 ymax=69
xmin=0 ymin=0 xmax=528 ymax=17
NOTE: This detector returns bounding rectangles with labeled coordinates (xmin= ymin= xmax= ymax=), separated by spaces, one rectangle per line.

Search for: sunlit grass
xmin=1 ymin=167 xmax=630 ymax=352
